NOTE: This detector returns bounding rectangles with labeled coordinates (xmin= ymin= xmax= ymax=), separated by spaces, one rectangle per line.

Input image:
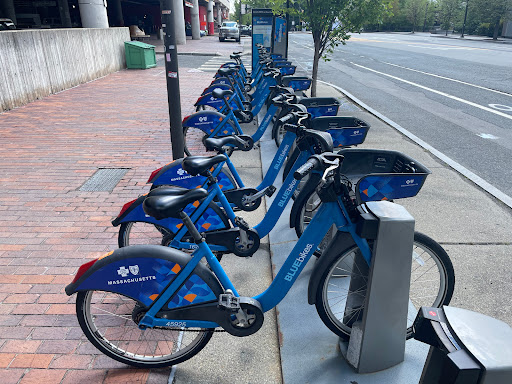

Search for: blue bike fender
xmin=149 ymin=159 xmax=237 ymax=191
xmin=65 ymin=245 xmax=221 ymax=309
xmin=211 ymin=77 xmax=231 ymax=85
xmin=194 ymin=93 xmax=239 ymax=110
xmin=112 ymin=194 xmax=229 ymax=234
xmin=182 ymin=111 xmax=237 ymax=136
xmin=201 ymin=84 xmax=232 ymax=96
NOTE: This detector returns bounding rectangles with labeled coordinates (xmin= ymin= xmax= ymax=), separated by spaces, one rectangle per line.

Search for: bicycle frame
xmin=169 ymin=149 xmax=311 ymax=252
xmin=138 ymin=194 xmax=372 ymax=330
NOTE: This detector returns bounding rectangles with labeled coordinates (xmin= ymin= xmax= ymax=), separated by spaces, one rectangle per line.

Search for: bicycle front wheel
xmin=315 ymin=232 xmax=455 ymax=341
xmin=76 ymin=290 xmax=213 ymax=368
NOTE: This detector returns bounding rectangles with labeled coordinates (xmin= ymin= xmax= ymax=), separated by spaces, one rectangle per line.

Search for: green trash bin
xmin=124 ymin=41 xmax=157 ymax=69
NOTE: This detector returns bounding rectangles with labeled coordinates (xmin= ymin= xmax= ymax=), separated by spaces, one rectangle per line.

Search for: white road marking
xmin=382 ymin=62 xmax=512 ymax=98
xmin=351 ymin=62 xmax=512 ymax=121
xmin=489 ymin=103 xmax=512 ymax=111
xmin=477 ymin=133 xmax=499 ymax=139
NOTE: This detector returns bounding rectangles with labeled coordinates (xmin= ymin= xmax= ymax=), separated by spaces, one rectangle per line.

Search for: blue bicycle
xmin=115 ymin=123 xmax=335 ymax=257
xmin=66 ymin=152 xmax=454 ymax=368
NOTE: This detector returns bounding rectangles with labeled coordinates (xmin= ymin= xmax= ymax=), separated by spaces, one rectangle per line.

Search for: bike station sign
xmin=251 ymin=9 xmax=289 ymax=68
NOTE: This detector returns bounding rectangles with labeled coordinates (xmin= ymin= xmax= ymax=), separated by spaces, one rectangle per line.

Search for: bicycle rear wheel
xmin=183 ymin=125 xmax=236 ymax=157
xmin=315 ymin=232 xmax=455 ymax=341
xmin=118 ymin=222 xmax=173 ymax=248
xmin=76 ymin=290 xmax=213 ymax=368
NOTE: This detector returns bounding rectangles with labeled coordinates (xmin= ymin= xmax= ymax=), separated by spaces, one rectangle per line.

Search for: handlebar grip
xmin=283 ymin=123 xmax=298 ymax=133
xmin=279 ymin=113 xmax=294 ymax=124
xmin=294 ymin=159 xmax=318 ymax=180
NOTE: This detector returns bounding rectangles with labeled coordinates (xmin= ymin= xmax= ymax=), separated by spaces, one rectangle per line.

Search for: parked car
xmin=0 ymin=18 xmax=16 ymax=31
xmin=240 ymin=25 xmax=252 ymax=36
xmin=185 ymin=22 xmax=207 ymax=37
xmin=219 ymin=21 xmax=240 ymax=42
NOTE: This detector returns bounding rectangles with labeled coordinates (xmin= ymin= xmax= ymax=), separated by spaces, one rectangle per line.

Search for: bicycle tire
xmin=315 ymin=231 xmax=455 ymax=341
xmin=118 ymin=222 xmax=174 ymax=248
xmin=183 ymin=125 xmax=235 ymax=157
xmin=76 ymin=290 xmax=213 ymax=368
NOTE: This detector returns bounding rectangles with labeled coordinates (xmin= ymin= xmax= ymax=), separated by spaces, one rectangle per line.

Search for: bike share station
xmin=251 ymin=10 xmax=512 ymax=383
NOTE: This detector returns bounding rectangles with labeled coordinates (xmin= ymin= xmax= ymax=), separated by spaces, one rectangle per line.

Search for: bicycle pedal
xmin=218 ymin=293 xmax=240 ymax=313
xmin=234 ymin=216 xmax=250 ymax=231
xmin=266 ymin=185 xmax=276 ymax=197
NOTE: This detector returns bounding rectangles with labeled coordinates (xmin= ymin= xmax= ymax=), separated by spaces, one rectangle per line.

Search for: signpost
xmin=160 ymin=0 xmax=184 ymax=159
xmin=252 ymin=9 xmax=289 ymax=68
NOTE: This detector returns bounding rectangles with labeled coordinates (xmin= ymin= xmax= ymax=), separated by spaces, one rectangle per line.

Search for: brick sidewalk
xmin=0 ymin=63 xmax=213 ymax=383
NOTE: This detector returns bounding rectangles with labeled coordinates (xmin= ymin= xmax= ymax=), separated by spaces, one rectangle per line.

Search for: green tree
xmin=439 ymin=0 xmax=462 ymax=35
xmin=299 ymin=0 xmax=390 ymax=96
xmin=405 ymin=0 xmax=427 ymax=32
xmin=244 ymin=0 xmax=389 ymax=95
xmin=473 ymin=0 xmax=512 ymax=39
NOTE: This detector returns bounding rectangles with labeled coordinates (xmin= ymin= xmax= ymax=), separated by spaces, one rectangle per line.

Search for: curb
xmin=318 ymin=80 xmax=512 ymax=210
xmin=431 ymin=35 xmax=512 ymax=44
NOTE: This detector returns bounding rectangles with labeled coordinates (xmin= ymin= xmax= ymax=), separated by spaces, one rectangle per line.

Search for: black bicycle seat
xmin=212 ymin=88 xmax=234 ymax=99
xmin=204 ymin=136 xmax=253 ymax=152
xmin=143 ymin=188 xmax=208 ymax=220
xmin=182 ymin=154 xmax=227 ymax=176
xmin=218 ymin=67 xmax=237 ymax=76
xmin=147 ymin=186 xmax=188 ymax=198
xmin=233 ymin=51 xmax=243 ymax=55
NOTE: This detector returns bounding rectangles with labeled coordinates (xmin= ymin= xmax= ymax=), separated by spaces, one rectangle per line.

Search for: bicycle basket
xmin=300 ymin=97 xmax=341 ymax=118
xmin=336 ymin=149 xmax=431 ymax=203
xmin=311 ymin=117 xmax=370 ymax=148
xmin=282 ymin=76 xmax=312 ymax=91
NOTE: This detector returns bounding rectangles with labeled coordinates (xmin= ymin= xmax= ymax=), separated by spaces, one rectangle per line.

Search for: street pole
xmin=239 ymin=0 xmax=242 ymax=24
xmin=461 ymin=0 xmax=469 ymax=38
xmin=286 ymin=0 xmax=289 ymax=57
xmin=160 ymin=0 xmax=184 ymax=158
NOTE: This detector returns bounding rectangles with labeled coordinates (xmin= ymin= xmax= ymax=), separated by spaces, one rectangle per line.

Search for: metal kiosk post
xmin=340 ymin=200 xmax=415 ymax=373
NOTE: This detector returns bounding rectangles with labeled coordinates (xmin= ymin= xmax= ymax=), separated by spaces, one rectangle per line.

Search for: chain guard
xmin=204 ymin=228 xmax=260 ymax=257
xmin=156 ymin=297 xmax=263 ymax=337
xmin=224 ymin=188 xmax=262 ymax=211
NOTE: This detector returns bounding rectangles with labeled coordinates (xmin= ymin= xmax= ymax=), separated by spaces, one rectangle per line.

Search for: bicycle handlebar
xmin=294 ymin=153 xmax=344 ymax=180
xmin=294 ymin=159 xmax=319 ymax=180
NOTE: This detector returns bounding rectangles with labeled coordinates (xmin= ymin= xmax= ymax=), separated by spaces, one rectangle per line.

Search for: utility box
xmin=124 ymin=41 xmax=156 ymax=69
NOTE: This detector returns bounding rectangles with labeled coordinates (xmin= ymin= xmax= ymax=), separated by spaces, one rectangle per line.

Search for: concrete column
xmin=173 ymin=0 xmax=186 ymax=44
xmin=191 ymin=0 xmax=200 ymax=40
xmin=57 ymin=0 xmax=72 ymax=28
xmin=207 ymin=0 xmax=214 ymax=35
xmin=78 ymin=0 xmax=109 ymax=28
xmin=217 ymin=5 xmax=222 ymax=25
xmin=1 ymin=0 xmax=17 ymax=24
xmin=109 ymin=0 xmax=124 ymax=27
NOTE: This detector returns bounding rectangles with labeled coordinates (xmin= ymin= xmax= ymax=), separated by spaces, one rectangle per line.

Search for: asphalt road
xmin=288 ymin=32 xmax=512 ymax=199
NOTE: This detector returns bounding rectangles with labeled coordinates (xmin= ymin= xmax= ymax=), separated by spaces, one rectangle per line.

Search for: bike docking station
xmin=335 ymin=201 xmax=512 ymax=384
xmin=338 ymin=200 xmax=416 ymax=374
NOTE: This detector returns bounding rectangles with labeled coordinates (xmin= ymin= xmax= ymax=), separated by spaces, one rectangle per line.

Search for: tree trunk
xmin=493 ymin=17 xmax=501 ymax=40
xmin=311 ymin=38 xmax=321 ymax=97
